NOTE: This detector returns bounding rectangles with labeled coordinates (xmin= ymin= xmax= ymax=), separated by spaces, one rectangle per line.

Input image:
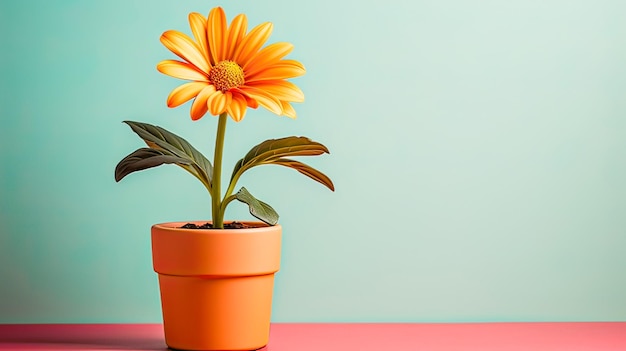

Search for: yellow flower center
xmin=209 ymin=60 xmax=245 ymax=92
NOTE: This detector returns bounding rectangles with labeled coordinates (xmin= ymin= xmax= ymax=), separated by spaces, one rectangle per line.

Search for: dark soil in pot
xmin=180 ymin=221 xmax=257 ymax=229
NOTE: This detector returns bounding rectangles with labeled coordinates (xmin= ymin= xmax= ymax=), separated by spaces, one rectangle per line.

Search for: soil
xmin=179 ymin=221 xmax=253 ymax=229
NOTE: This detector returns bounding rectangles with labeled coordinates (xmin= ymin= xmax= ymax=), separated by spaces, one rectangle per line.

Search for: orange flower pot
xmin=151 ymin=221 xmax=282 ymax=351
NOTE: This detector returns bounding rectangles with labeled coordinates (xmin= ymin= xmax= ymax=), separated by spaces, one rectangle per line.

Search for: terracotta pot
xmin=151 ymin=221 xmax=282 ymax=351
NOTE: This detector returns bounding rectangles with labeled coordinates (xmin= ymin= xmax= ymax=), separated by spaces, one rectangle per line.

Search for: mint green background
xmin=1 ymin=0 xmax=625 ymax=323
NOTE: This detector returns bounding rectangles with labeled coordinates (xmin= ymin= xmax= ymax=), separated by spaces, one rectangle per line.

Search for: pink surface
xmin=0 ymin=323 xmax=625 ymax=351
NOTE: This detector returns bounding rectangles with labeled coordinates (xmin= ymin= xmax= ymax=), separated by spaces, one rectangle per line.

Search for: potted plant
xmin=114 ymin=6 xmax=333 ymax=351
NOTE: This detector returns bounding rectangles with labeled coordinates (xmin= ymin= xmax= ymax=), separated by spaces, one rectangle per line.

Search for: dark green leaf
xmin=272 ymin=158 xmax=335 ymax=191
xmin=123 ymin=121 xmax=213 ymax=188
xmin=235 ymin=187 xmax=279 ymax=226
xmin=115 ymin=148 xmax=191 ymax=182
xmin=230 ymin=136 xmax=330 ymax=183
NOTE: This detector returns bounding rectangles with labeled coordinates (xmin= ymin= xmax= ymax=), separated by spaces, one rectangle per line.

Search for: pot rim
xmin=151 ymin=220 xmax=282 ymax=276
xmin=152 ymin=220 xmax=282 ymax=234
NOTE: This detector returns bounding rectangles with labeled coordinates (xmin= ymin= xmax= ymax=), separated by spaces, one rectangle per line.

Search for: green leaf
xmin=272 ymin=158 xmax=335 ymax=191
xmin=230 ymin=136 xmax=330 ymax=184
xmin=115 ymin=148 xmax=191 ymax=182
xmin=123 ymin=121 xmax=213 ymax=189
xmin=235 ymin=187 xmax=279 ymax=226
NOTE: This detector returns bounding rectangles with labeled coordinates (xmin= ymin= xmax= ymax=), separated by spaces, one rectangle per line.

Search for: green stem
xmin=223 ymin=172 xmax=241 ymax=205
xmin=212 ymin=112 xmax=228 ymax=229
xmin=220 ymin=194 xmax=238 ymax=214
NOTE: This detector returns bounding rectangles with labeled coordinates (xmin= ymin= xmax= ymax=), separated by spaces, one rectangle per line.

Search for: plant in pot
xmin=114 ymin=6 xmax=333 ymax=351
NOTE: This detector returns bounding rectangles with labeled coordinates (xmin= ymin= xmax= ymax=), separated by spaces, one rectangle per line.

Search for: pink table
xmin=0 ymin=323 xmax=625 ymax=350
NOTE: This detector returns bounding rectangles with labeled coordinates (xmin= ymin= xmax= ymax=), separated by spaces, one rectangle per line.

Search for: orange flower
xmin=157 ymin=7 xmax=305 ymax=122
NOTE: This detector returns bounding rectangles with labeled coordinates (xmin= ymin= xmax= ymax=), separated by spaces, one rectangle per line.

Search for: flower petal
xmin=239 ymin=86 xmax=283 ymax=115
xmin=160 ymin=30 xmax=210 ymax=74
xmin=207 ymin=90 xmax=229 ymax=115
xmin=207 ymin=7 xmax=227 ymax=64
xmin=232 ymin=88 xmax=259 ymax=109
xmin=157 ymin=60 xmax=208 ymax=81
xmin=167 ymin=81 xmax=209 ymax=107
xmin=245 ymin=59 xmax=306 ymax=82
xmin=227 ymin=93 xmax=248 ymax=122
xmin=233 ymin=22 xmax=273 ymax=68
xmin=190 ymin=85 xmax=216 ymax=120
xmin=245 ymin=80 xmax=304 ymax=102
xmin=222 ymin=91 xmax=233 ymax=114
xmin=226 ymin=14 xmax=248 ymax=60
xmin=243 ymin=42 xmax=293 ymax=73
xmin=188 ymin=12 xmax=210 ymax=66
xmin=281 ymin=101 xmax=297 ymax=119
